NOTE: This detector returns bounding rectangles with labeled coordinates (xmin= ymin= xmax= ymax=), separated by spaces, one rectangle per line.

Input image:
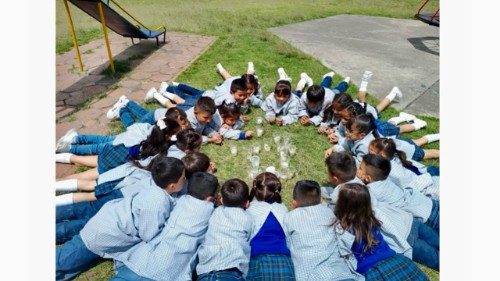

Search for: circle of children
xmin=55 ymin=62 xmax=440 ymax=281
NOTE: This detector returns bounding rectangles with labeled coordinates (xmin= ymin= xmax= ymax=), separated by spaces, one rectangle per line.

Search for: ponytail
xmin=134 ymin=118 xmax=181 ymax=160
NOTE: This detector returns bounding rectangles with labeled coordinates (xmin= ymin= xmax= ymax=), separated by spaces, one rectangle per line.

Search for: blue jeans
xmin=119 ymin=100 xmax=156 ymax=128
xmin=110 ymin=263 xmax=156 ymax=281
xmin=320 ymin=76 xmax=349 ymax=94
xmin=407 ymin=218 xmax=439 ymax=270
xmin=56 ymin=234 xmax=101 ymax=281
xmin=56 ymin=190 xmax=123 ymax=243
xmin=198 ymin=269 xmax=244 ymax=281
xmin=426 ymin=199 xmax=440 ymax=233
xmin=69 ymin=134 xmax=116 ymax=155
xmin=167 ymin=84 xmax=204 ymax=111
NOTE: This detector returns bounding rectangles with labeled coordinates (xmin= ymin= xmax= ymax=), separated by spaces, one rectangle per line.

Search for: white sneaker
xmin=106 ymin=95 xmax=129 ymax=120
xmin=300 ymin=72 xmax=314 ymax=87
xmin=247 ymin=62 xmax=255 ymax=74
xmin=412 ymin=118 xmax=427 ymax=130
xmin=277 ymin=67 xmax=292 ymax=82
xmin=159 ymin=81 xmax=169 ymax=93
xmin=390 ymin=86 xmax=403 ymax=103
xmin=216 ymin=63 xmax=224 ymax=73
xmin=323 ymin=71 xmax=335 ymax=79
xmin=56 ymin=128 xmax=78 ymax=153
xmin=144 ymin=87 xmax=157 ymax=102
xmin=399 ymin=112 xmax=417 ymax=122
xmin=343 ymin=77 xmax=351 ymax=84
xmin=362 ymin=70 xmax=373 ymax=82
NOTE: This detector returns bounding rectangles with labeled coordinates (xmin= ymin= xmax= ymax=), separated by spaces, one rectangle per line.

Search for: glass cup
xmin=256 ymin=127 xmax=264 ymax=137
xmin=256 ymin=116 xmax=263 ymax=125
xmin=273 ymin=133 xmax=281 ymax=145
xmin=252 ymin=144 xmax=261 ymax=154
xmin=249 ymin=156 xmax=260 ymax=168
xmin=230 ymin=145 xmax=237 ymax=156
xmin=263 ymin=141 xmax=271 ymax=152
xmin=288 ymin=144 xmax=297 ymax=156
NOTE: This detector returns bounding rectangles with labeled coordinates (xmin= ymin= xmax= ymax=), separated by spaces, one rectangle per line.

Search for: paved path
xmin=56 ymin=32 xmax=215 ymax=178
xmin=269 ymin=15 xmax=439 ymax=117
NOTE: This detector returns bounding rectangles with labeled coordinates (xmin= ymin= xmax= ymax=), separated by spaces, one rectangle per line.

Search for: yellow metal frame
xmin=97 ymin=1 xmax=115 ymax=73
xmin=108 ymin=0 xmax=165 ymax=32
xmin=62 ymin=0 xmax=84 ymax=72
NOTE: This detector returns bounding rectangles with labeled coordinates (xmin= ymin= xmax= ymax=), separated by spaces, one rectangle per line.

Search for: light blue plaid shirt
xmin=246 ymin=200 xmax=288 ymax=240
xmin=112 ymin=122 xmax=153 ymax=147
xmin=186 ymin=107 xmax=219 ymax=144
xmin=80 ymin=185 xmax=174 ymax=258
xmin=167 ymin=144 xmax=186 ymax=160
xmin=196 ymin=206 xmax=253 ymax=276
xmin=333 ymin=133 xmax=376 ymax=166
xmin=367 ymin=178 xmax=433 ymax=222
xmin=284 ymin=204 xmax=362 ymax=280
xmin=389 ymin=158 xmax=439 ymax=200
xmin=114 ymin=195 xmax=215 ymax=280
xmin=298 ymin=90 xmax=336 ymax=126
xmin=260 ymin=92 xmax=301 ymax=125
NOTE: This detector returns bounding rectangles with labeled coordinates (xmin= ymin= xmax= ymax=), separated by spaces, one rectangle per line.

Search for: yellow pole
xmin=63 ymin=0 xmax=84 ymax=72
xmin=97 ymin=1 xmax=115 ymax=74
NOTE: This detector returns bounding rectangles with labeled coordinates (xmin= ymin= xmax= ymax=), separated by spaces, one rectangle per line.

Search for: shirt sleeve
xmin=132 ymin=192 xmax=171 ymax=242
xmin=281 ymin=99 xmax=300 ymax=125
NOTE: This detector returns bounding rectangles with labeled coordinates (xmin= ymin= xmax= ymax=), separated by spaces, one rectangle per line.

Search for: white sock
xmin=56 ymin=193 xmax=74 ymax=207
xmin=55 ymin=153 xmax=73 ymax=163
xmin=296 ymin=78 xmax=307 ymax=91
xmin=385 ymin=91 xmax=397 ymax=102
xmin=247 ymin=62 xmax=255 ymax=74
xmin=162 ymin=91 xmax=177 ymax=100
xmin=343 ymin=77 xmax=351 ymax=83
xmin=216 ymin=63 xmax=225 ymax=73
xmin=359 ymin=70 xmax=373 ymax=92
xmin=385 ymin=87 xmax=402 ymax=102
xmin=154 ymin=91 xmax=170 ymax=105
xmin=172 ymin=81 xmax=180 ymax=87
xmin=55 ymin=179 xmax=78 ymax=192
xmin=388 ymin=116 xmax=405 ymax=125
xmin=424 ymin=133 xmax=440 ymax=143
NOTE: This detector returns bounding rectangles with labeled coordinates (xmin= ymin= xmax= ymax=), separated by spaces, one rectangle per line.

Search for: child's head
xmin=165 ymin=107 xmax=190 ymax=129
xmin=345 ymin=113 xmax=378 ymax=141
xmin=194 ymin=97 xmax=217 ymax=125
xmin=220 ymin=178 xmax=250 ymax=208
xmin=218 ymin=102 xmax=241 ymax=127
xmin=292 ymin=180 xmax=321 ymax=208
xmin=369 ymin=138 xmax=415 ymax=170
xmin=250 ymin=172 xmax=282 ymax=203
xmin=333 ymin=183 xmax=381 ymax=250
xmin=138 ymin=118 xmax=181 ymax=159
xmin=357 ymin=154 xmax=391 ymax=184
xmin=325 ymin=151 xmax=357 ymax=185
xmin=148 ymin=155 xmax=186 ymax=194
xmin=181 ymin=151 xmax=211 ymax=179
xmin=230 ymin=78 xmax=248 ymax=104
xmin=176 ymin=129 xmax=202 ymax=153
xmin=274 ymin=80 xmax=292 ymax=105
xmin=306 ymin=85 xmax=325 ymax=108
xmin=331 ymin=93 xmax=353 ymax=119
xmin=241 ymin=74 xmax=259 ymax=96
xmin=187 ymin=172 xmax=220 ymax=202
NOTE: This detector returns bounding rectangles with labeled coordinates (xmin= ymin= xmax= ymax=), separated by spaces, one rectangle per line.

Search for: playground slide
xmin=68 ymin=0 xmax=165 ymax=42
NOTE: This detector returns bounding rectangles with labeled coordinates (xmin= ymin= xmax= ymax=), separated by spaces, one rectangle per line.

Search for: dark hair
xmin=362 ymin=154 xmax=391 ymax=181
xmin=274 ymin=80 xmax=291 ymax=97
xmin=221 ymin=178 xmax=249 ymax=208
xmin=195 ymin=97 xmax=216 ymax=115
xmin=165 ymin=107 xmax=189 ymax=128
xmin=188 ymin=172 xmax=219 ymax=200
xmin=182 ymin=152 xmax=211 ymax=179
xmin=306 ymin=85 xmax=325 ymax=103
xmin=333 ymin=183 xmax=381 ymax=253
xmin=293 ymin=180 xmax=321 ymax=207
xmin=241 ymin=74 xmax=260 ymax=94
xmin=230 ymin=78 xmax=247 ymax=94
xmin=343 ymin=102 xmax=367 ymax=120
xmin=369 ymin=138 xmax=416 ymax=170
xmin=325 ymin=152 xmax=357 ymax=183
xmin=345 ymin=113 xmax=379 ymax=139
xmin=249 ymin=172 xmax=282 ymax=203
xmin=146 ymin=155 xmax=185 ymax=189
xmin=218 ymin=102 xmax=241 ymax=120
xmin=176 ymin=129 xmax=202 ymax=152
xmin=135 ymin=118 xmax=181 ymax=160
xmin=323 ymin=92 xmax=353 ymax=123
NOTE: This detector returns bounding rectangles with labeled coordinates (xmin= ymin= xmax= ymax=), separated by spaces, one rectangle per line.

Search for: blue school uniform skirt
xmin=365 ymin=253 xmax=428 ymax=281
xmin=375 ymin=120 xmax=400 ymax=137
xmin=97 ymin=143 xmax=130 ymax=174
xmin=246 ymin=254 xmax=295 ymax=281
xmin=396 ymin=137 xmax=425 ymax=161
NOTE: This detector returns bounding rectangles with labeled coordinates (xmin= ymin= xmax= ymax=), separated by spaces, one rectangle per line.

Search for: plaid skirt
xmin=246 ymin=254 xmax=296 ymax=281
xmin=97 ymin=143 xmax=129 ymax=174
xmin=375 ymin=120 xmax=400 ymax=137
xmin=365 ymin=254 xmax=428 ymax=281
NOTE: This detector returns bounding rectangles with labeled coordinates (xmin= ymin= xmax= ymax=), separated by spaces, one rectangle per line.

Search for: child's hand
xmin=317 ymin=126 xmax=327 ymax=134
xmin=299 ymin=116 xmax=310 ymax=126
xmin=222 ymin=124 xmax=231 ymax=129
xmin=324 ymin=147 xmax=335 ymax=158
xmin=209 ymin=133 xmax=223 ymax=144
xmin=242 ymin=115 xmax=250 ymax=122
xmin=267 ymin=116 xmax=276 ymax=124
xmin=208 ymin=161 xmax=217 ymax=173
xmin=245 ymin=131 xmax=255 ymax=139
xmin=276 ymin=117 xmax=283 ymax=126
xmin=327 ymin=133 xmax=339 ymax=144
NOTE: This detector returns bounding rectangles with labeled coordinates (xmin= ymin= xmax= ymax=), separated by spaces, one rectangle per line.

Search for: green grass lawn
xmin=56 ymin=0 xmax=439 ymax=280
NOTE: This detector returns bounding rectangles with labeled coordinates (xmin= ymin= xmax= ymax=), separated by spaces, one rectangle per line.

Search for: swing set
xmin=415 ymin=0 xmax=439 ymax=27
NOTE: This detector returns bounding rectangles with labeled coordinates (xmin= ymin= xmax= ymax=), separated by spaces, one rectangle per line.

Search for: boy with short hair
xmin=261 ymin=77 xmax=300 ymax=126
xmin=196 ymin=178 xmax=253 ymax=280
xmin=110 ymin=172 xmax=220 ymax=280
xmin=186 ymin=97 xmax=223 ymax=144
xmin=284 ymin=180 xmax=363 ymax=280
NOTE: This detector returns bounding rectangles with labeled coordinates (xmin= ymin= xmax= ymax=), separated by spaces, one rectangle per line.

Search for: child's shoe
xmin=106 ymin=95 xmax=129 ymax=120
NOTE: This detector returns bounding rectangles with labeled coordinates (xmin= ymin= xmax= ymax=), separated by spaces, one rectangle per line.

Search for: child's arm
xmin=261 ymin=95 xmax=277 ymax=122
xmin=249 ymin=88 xmax=264 ymax=107
xmin=280 ymin=98 xmax=300 ymax=125
xmin=219 ymin=126 xmax=253 ymax=140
